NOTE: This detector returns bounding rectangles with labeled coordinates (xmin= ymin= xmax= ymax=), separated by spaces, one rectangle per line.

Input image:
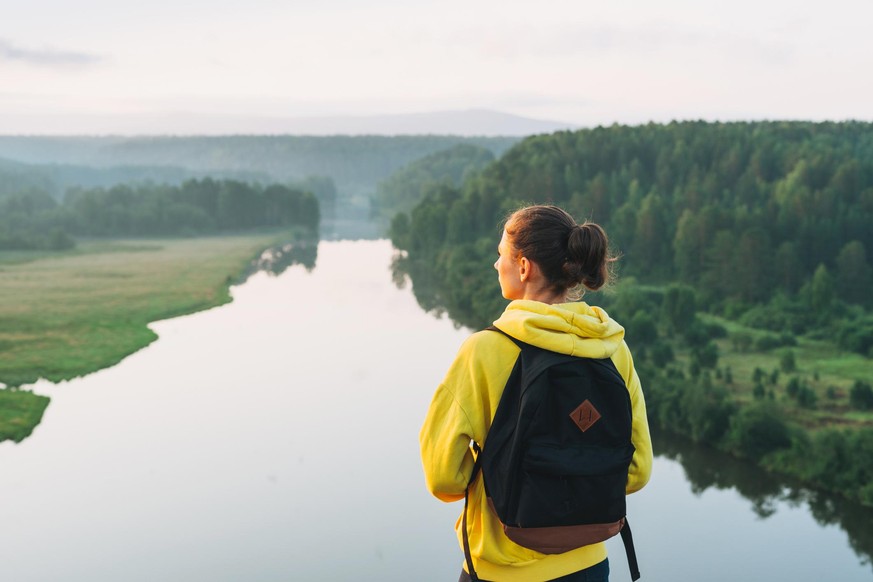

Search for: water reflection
xmin=250 ymin=239 xmax=318 ymax=276
xmin=654 ymin=425 xmax=873 ymax=568
xmin=390 ymin=250 xmax=502 ymax=329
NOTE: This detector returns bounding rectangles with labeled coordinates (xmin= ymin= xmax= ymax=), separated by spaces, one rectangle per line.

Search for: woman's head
xmin=496 ymin=205 xmax=614 ymax=302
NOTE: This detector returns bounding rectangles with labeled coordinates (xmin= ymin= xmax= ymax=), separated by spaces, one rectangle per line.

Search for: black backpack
xmin=462 ymin=327 xmax=640 ymax=581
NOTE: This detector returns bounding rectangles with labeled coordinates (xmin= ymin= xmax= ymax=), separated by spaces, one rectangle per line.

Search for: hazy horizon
xmin=3 ymin=0 xmax=872 ymax=134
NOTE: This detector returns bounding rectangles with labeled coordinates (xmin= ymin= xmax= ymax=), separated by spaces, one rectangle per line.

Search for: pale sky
xmin=2 ymin=0 xmax=872 ymax=133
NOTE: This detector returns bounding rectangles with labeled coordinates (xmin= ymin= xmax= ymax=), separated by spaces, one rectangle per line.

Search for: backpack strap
xmin=485 ymin=325 xmax=523 ymax=347
xmin=460 ymin=325 xmax=518 ymax=581
xmin=621 ymin=518 xmax=641 ymax=581
xmin=462 ymin=441 xmax=482 ymax=581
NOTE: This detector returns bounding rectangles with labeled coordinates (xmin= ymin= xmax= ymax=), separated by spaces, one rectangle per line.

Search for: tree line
xmin=391 ymin=121 xmax=873 ymax=353
xmin=0 ymin=178 xmax=320 ymax=250
xmin=370 ymin=143 xmax=495 ymax=222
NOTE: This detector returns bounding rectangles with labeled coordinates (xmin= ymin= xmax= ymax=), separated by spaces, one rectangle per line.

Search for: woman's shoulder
xmin=458 ymin=327 xmax=520 ymax=359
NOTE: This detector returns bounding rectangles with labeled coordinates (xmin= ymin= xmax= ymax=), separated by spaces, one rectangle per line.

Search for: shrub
xmin=754 ymin=333 xmax=783 ymax=351
xmin=753 ymin=383 xmax=766 ymax=399
xmin=850 ymin=380 xmax=873 ymax=410
xmin=650 ymin=343 xmax=674 ymax=367
xmin=786 ymin=377 xmax=801 ymax=398
xmin=796 ymin=385 xmax=818 ymax=409
xmin=780 ymin=349 xmax=797 ymax=373
xmin=835 ymin=317 xmax=873 ymax=357
xmin=692 ymin=341 xmax=719 ymax=369
xmin=726 ymin=403 xmax=792 ymax=461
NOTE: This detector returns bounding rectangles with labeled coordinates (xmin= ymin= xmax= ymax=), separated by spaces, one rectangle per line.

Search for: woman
xmin=420 ymin=205 xmax=653 ymax=582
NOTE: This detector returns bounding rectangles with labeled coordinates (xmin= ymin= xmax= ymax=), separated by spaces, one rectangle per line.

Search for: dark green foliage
xmin=835 ymin=241 xmax=872 ymax=307
xmin=768 ymin=428 xmax=873 ymax=506
xmin=739 ymin=294 xmax=811 ymax=335
xmin=836 ymin=315 xmax=873 ymax=357
xmin=786 ymin=377 xmax=801 ymax=398
xmin=692 ymin=341 xmax=719 ymax=369
xmin=393 ymin=121 xmax=873 ymax=333
xmin=661 ymin=284 xmax=697 ymax=333
xmin=753 ymin=382 xmax=766 ymax=399
xmin=372 ymin=144 xmax=495 ymax=220
xmin=796 ymin=385 xmax=818 ymax=409
xmin=628 ymin=310 xmax=658 ymax=345
xmin=0 ymin=190 xmax=74 ymax=250
xmin=649 ymin=342 xmax=674 ymax=367
xmin=640 ymin=364 xmax=735 ymax=446
xmin=780 ymin=349 xmax=797 ymax=373
xmin=0 ymin=179 xmax=320 ymax=248
xmin=770 ymin=369 xmax=780 ymax=385
xmin=726 ymin=403 xmax=792 ymax=461
xmin=850 ymin=381 xmax=873 ymax=410
xmin=785 ymin=377 xmax=817 ymax=409
xmin=684 ymin=317 xmax=727 ymax=345
xmin=687 ymin=381 xmax=734 ymax=444
xmin=753 ymin=367 xmax=767 ymax=383
xmin=66 ymin=179 xmax=319 ymax=236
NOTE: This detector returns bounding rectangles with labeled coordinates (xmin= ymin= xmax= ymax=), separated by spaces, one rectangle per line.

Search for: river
xmin=1 ymin=239 xmax=871 ymax=581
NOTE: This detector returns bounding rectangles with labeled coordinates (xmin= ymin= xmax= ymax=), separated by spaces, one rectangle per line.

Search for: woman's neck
xmin=521 ymin=287 xmax=567 ymax=305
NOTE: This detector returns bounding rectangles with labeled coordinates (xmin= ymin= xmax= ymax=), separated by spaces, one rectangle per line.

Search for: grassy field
xmin=0 ymin=232 xmax=289 ymax=442
xmin=0 ymin=233 xmax=289 ymax=387
xmin=0 ymin=389 xmax=50 ymax=443
xmin=691 ymin=314 xmax=873 ymax=431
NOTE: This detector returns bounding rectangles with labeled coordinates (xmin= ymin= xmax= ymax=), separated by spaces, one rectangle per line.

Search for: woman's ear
xmin=518 ymin=256 xmax=530 ymax=282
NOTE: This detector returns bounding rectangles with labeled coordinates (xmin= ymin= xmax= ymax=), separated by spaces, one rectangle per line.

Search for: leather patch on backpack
xmin=570 ymin=399 xmax=601 ymax=432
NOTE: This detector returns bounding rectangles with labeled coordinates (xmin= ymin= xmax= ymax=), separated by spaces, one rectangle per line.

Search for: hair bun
xmin=566 ymin=222 xmax=609 ymax=291
xmin=505 ymin=205 xmax=615 ymax=296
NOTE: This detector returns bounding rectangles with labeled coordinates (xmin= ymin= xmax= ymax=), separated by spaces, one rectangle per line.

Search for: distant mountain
xmin=0 ymin=109 xmax=577 ymax=137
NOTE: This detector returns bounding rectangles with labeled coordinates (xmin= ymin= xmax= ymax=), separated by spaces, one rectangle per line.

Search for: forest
xmin=389 ymin=120 xmax=873 ymax=507
xmin=370 ymin=143 xmax=496 ymax=222
xmin=0 ymin=135 xmax=519 ymax=200
xmin=0 ymin=135 xmax=519 ymax=238
xmin=0 ymin=178 xmax=320 ymax=250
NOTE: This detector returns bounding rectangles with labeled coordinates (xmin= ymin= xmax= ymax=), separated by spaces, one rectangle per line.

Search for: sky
xmin=1 ymin=0 xmax=872 ymax=134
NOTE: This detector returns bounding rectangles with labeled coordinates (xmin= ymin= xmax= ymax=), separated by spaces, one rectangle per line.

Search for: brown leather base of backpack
xmin=489 ymin=497 xmax=625 ymax=554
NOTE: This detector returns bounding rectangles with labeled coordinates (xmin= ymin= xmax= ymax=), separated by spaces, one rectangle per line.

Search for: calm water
xmin=2 ymin=240 xmax=871 ymax=581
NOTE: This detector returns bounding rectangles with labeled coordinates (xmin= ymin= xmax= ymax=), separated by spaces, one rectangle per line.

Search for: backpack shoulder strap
xmin=485 ymin=325 xmax=523 ymax=348
xmin=621 ymin=517 xmax=641 ymax=581
xmin=462 ymin=441 xmax=482 ymax=581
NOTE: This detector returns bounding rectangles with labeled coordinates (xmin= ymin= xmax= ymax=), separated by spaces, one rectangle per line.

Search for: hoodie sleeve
xmin=611 ymin=341 xmax=653 ymax=494
xmin=419 ymin=339 xmax=480 ymax=503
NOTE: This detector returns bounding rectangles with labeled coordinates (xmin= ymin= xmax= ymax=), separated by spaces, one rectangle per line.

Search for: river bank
xmin=0 ymin=231 xmax=303 ymax=441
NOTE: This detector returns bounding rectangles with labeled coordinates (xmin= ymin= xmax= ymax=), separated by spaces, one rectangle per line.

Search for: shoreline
xmin=0 ymin=231 xmax=300 ymax=442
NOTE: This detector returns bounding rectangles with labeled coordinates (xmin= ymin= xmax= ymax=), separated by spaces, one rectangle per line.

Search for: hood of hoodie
xmin=493 ymin=300 xmax=625 ymax=359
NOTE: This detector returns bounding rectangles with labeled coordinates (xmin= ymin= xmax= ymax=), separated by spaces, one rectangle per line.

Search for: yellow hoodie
xmin=420 ymin=300 xmax=653 ymax=582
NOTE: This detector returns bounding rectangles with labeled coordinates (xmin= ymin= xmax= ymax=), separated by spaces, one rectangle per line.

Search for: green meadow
xmin=693 ymin=318 xmax=873 ymax=431
xmin=0 ymin=233 xmax=286 ymax=441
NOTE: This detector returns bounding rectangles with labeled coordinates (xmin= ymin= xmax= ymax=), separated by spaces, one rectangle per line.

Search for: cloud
xmin=0 ymin=38 xmax=102 ymax=67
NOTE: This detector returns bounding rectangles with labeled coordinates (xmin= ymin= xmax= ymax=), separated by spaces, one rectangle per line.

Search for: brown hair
xmin=504 ymin=205 xmax=615 ymax=297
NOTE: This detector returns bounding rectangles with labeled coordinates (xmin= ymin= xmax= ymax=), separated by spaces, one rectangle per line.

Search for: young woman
xmin=420 ymin=205 xmax=653 ymax=582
